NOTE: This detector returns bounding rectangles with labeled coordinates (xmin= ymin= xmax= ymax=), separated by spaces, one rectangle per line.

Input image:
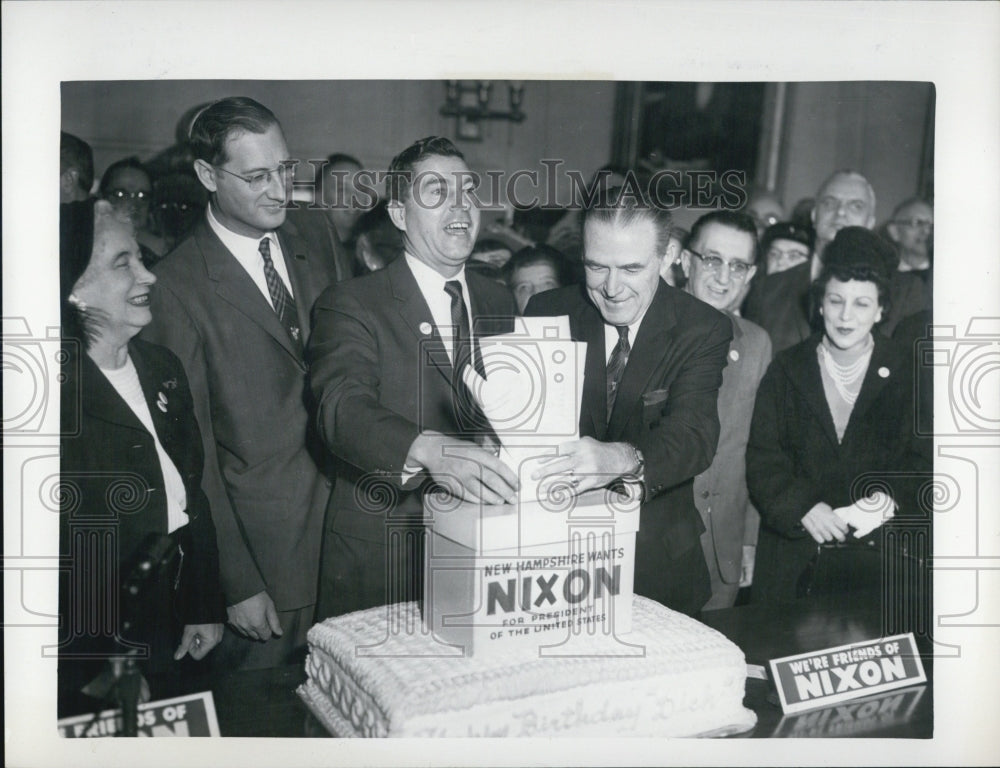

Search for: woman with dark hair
xmin=58 ymin=199 xmax=225 ymax=718
xmin=746 ymin=226 xmax=931 ymax=604
xmin=98 ymin=156 xmax=168 ymax=264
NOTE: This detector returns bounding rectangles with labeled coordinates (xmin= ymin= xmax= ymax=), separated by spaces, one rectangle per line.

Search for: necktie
xmin=444 ymin=280 xmax=485 ymax=378
xmin=606 ymin=325 xmax=630 ymax=420
xmin=259 ymin=237 xmax=302 ymax=351
xmin=444 ymin=280 xmax=492 ymax=440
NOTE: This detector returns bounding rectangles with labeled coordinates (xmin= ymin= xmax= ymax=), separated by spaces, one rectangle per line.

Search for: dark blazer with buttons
xmin=525 ymin=280 xmax=733 ymax=613
xmin=59 ymin=339 xmax=226 ymax=664
xmin=140 ymin=215 xmax=334 ymax=612
xmin=746 ymin=332 xmax=932 ymax=603
xmin=307 ymin=255 xmax=517 ymax=543
xmin=692 ymin=314 xmax=772 ymax=585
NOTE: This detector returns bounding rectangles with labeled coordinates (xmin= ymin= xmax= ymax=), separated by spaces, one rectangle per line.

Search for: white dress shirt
xmin=206 ymin=203 xmax=295 ymax=308
xmin=401 ymin=254 xmax=479 ymax=479
xmin=404 ymin=252 xmax=474 ymax=365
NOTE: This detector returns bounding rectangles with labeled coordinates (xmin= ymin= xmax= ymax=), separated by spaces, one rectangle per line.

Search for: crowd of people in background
xmin=58 ymin=96 xmax=933 ymax=717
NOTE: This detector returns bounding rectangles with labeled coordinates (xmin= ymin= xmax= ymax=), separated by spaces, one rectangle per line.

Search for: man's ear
xmin=886 ymin=221 xmax=901 ymax=244
xmin=60 ymin=168 xmax=78 ymax=197
xmin=679 ymin=248 xmax=692 ymax=280
xmin=387 ymin=199 xmax=406 ymax=232
xmin=193 ymin=159 xmax=218 ymax=193
xmin=665 ymin=238 xmax=680 ymax=266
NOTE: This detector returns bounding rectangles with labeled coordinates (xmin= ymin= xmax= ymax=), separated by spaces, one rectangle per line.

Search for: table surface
xmin=206 ymin=593 xmax=933 ymax=738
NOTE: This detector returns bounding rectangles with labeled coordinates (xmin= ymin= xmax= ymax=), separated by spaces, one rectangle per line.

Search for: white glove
xmin=833 ymin=491 xmax=896 ymax=538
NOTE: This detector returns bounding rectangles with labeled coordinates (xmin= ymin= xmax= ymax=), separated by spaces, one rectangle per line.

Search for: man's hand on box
xmin=530 ymin=437 xmax=635 ymax=495
xmin=407 ymin=431 xmax=518 ymax=505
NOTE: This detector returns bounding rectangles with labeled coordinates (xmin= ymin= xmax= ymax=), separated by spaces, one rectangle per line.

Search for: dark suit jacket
xmin=140 ymin=215 xmax=334 ymax=611
xmin=59 ymin=340 xmax=225 ymax=689
xmin=742 ymin=261 xmax=813 ymax=353
xmin=307 ymin=256 xmax=517 ymax=543
xmin=284 ymin=206 xmax=356 ymax=283
xmin=693 ymin=314 xmax=772 ymax=585
xmin=746 ymin=333 xmax=932 ymax=603
xmin=744 ymin=261 xmax=934 ymax=352
xmin=525 ymin=281 xmax=733 ymax=612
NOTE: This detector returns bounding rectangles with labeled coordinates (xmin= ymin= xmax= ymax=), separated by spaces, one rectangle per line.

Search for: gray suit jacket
xmin=692 ymin=314 xmax=772 ymax=584
xmin=141 ymin=214 xmax=334 ymax=611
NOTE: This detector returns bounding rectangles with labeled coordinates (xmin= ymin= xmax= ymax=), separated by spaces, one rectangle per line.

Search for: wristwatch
xmin=623 ymin=444 xmax=645 ymax=481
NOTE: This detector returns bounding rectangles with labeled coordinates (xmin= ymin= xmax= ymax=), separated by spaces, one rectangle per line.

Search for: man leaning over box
xmin=525 ymin=186 xmax=732 ymax=616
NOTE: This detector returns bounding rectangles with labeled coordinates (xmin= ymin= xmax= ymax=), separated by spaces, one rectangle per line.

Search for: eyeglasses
xmin=686 ymin=248 xmax=753 ymax=280
xmin=107 ymin=189 xmax=151 ymax=202
xmin=816 ymin=196 xmax=869 ymax=216
xmin=213 ymin=163 xmax=291 ymax=192
xmin=893 ymin=218 xmax=933 ymax=230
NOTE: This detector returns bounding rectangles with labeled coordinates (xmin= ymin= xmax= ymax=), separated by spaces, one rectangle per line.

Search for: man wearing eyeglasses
xmin=887 ymin=198 xmax=933 ymax=273
xmin=884 ymin=197 xmax=933 ymax=336
xmin=744 ymin=170 xmax=877 ymax=352
xmin=679 ymin=211 xmax=772 ymax=609
xmin=142 ymin=96 xmax=334 ymax=670
xmin=526 ymin=186 xmax=732 ymax=616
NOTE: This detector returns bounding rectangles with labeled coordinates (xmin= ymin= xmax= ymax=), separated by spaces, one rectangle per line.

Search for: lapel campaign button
xmin=419 ymin=322 xmax=433 ymax=336
xmin=878 ymin=367 xmax=890 ymax=378
xmin=729 ymin=349 xmax=740 ymax=362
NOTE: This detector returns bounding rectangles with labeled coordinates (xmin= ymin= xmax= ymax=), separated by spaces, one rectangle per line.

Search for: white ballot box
xmin=423 ymin=487 xmax=641 ymax=657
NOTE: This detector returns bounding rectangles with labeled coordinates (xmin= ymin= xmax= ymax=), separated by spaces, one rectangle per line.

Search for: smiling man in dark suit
xmin=141 ymin=97 xmax=334 ymax=669
xmin=525 ymin=186 xmax=732 ymax=615
xmin=307 ymin=136 xmax=518 ymax=618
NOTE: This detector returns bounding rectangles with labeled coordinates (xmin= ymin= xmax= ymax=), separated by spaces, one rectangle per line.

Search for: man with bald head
xmin=744 ymin=170 xmax=877 ymax=352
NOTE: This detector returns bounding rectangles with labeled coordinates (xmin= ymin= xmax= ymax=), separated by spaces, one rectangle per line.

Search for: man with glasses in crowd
xmin=884 ymin=197 xmax=933 ymax=337
xmin=526 ymin=186 xmax=732 ymax=616
xmin=680 ymin=211 xmax=772 ymax=609
xmin=142 ymin=97 xmax=335 ymax=669
xmin=744 ymin=170 xmax=877 ymax=352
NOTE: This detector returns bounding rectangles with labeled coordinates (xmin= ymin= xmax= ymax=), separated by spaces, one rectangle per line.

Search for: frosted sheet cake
xmin=298 ymin=595 xmax=756 ymax=738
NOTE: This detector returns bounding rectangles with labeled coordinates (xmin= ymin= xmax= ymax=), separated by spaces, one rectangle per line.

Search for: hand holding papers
xmin=833 ymin=491 xmax=897 ymax=538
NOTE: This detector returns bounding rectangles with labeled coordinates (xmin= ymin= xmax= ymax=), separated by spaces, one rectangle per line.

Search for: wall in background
xmin=62 ymin=79 xmax=931 ymax=223
xmin=778 ymin=81 xmax=933 ymax=220
xmin=61 ymin=79 xmax=617 ymax=213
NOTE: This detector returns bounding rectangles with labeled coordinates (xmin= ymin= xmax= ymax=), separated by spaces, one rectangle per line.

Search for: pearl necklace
xmin=818 ymin=337 xmax=872 ymax=406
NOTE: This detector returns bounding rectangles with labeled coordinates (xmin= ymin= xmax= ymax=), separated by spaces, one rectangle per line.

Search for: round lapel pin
xmin=729 ymin=349 xmax=740 ymax=362
xmin=878 ymin=366 xmax=890 ymax=378
xmin=419 ymin=322 xmax=433 ymax=336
